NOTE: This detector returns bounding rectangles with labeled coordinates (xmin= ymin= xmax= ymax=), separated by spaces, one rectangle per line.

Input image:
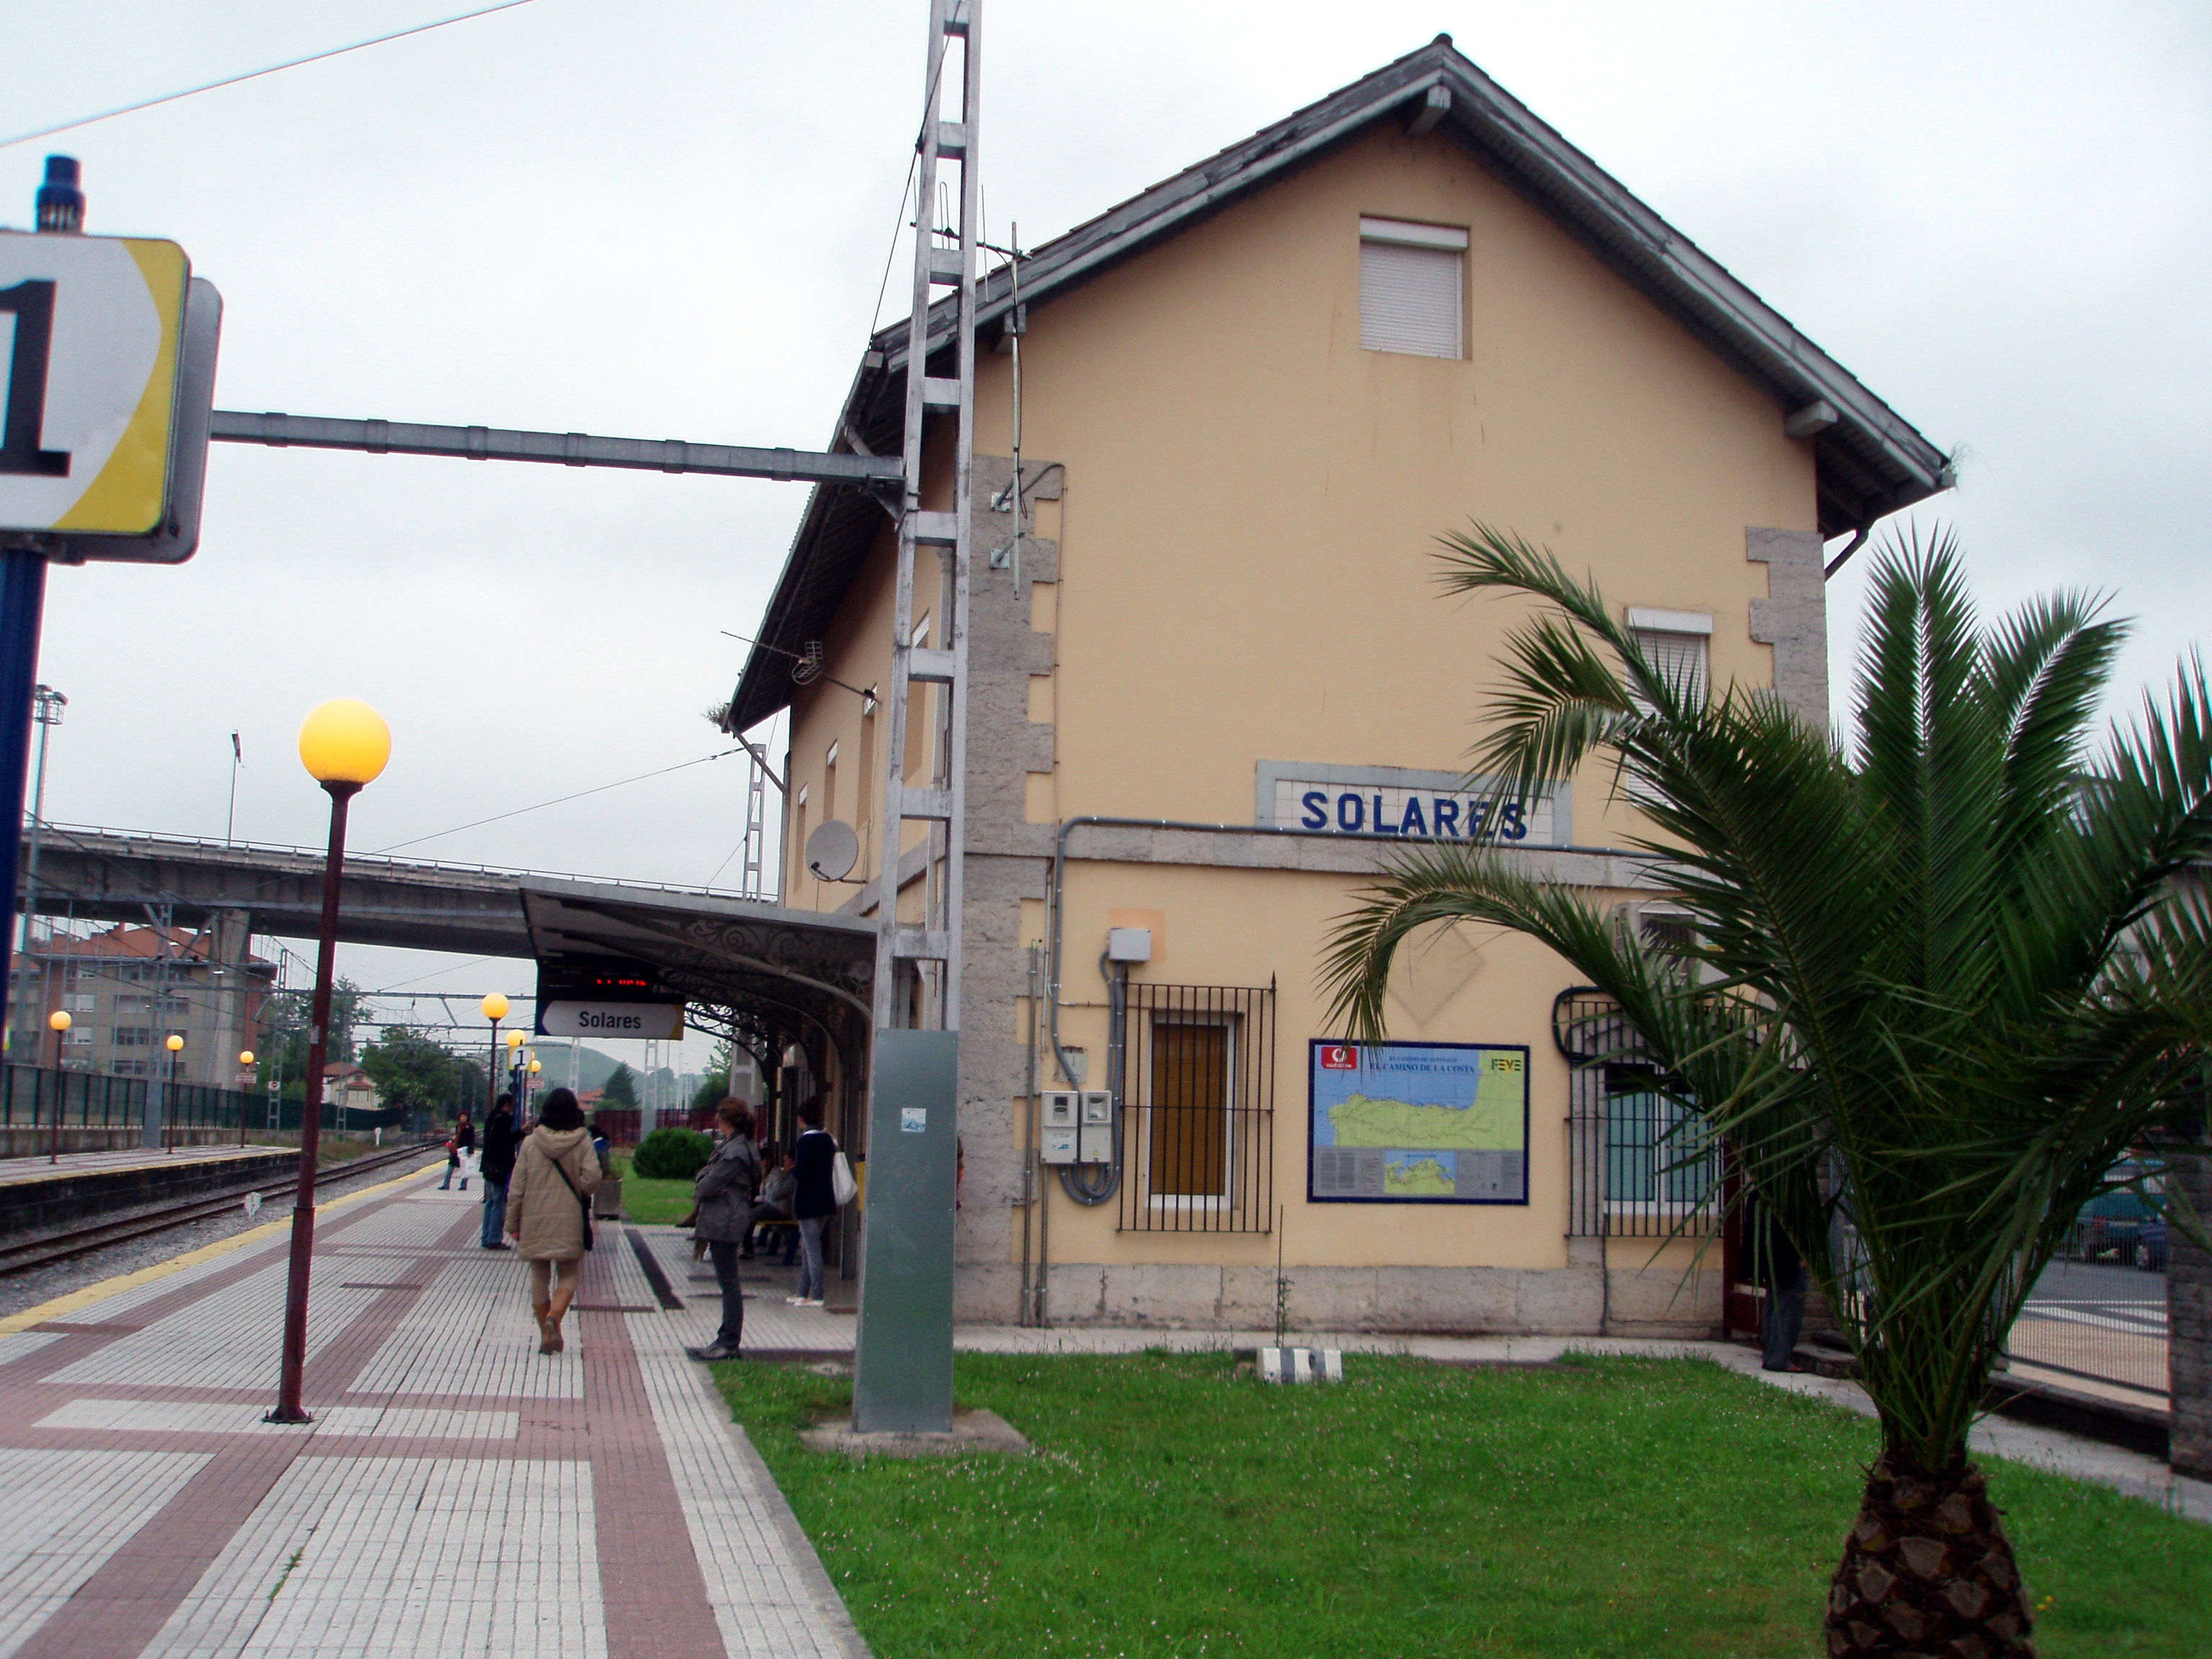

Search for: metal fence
xmin=0 ymin=1064 xmax=385 ymax=1137
xmin=1115 ymin=981 xmax=1275 ymax=1233
xmin=2005 ymin=1253 xmax=2169 ymax=1401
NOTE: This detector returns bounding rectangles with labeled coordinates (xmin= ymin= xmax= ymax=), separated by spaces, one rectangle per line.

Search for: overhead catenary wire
xmin=0 ymin=0 xmax=543 ymax=151
xmin=370 ymin=749 xmax=742 ymax=854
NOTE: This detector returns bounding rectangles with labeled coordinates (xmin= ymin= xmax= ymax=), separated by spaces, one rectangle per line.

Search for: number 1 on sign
xmin=0 ymin=280 xmax=70 ymax=477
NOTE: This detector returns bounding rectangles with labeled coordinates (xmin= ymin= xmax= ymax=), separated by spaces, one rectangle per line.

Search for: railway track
xmin=0 ymin=1141 xmax=446 ymax=1277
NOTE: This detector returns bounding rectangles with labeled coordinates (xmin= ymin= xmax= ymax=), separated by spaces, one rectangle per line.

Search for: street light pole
xmin=163 ymin=1033 xmax=184 ymax=1150
xmin=482 ymin=993 xmax=508 ymax=1119
xmin=270 ymin=698 xmax=389 ymax=1426
xmin=45 ymin=1009 xmax=69 ymax=1161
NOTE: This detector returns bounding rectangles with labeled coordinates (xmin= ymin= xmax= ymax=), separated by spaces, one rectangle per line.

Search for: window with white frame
xmin=1359 ymin=217 xmax=1467 ymax=359
xmin=1626 ymin=608 xmax=1712 ymax=712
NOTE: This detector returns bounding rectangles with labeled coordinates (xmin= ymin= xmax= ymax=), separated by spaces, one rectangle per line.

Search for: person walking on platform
xmin=788 ymin=1097 xmax=840 ymax=1309
xmin=505 ymin=1089 xmax=602 ymax=1354
xmin=685 ymin=1100 xmax=762 ymax=1362
xmin=478 ymin=1093 xmax=518 ymax=1250
xmin=441 ymin=1110 xmax=476 ymax=1192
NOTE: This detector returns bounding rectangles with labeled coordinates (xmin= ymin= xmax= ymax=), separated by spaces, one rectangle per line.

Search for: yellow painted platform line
xmin=0 ymin=1156 xmax=446 ymax=1335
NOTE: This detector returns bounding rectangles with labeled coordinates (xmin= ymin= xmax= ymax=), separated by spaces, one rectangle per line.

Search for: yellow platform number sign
xmin=0 ymin=230 xmax=189 ymax=536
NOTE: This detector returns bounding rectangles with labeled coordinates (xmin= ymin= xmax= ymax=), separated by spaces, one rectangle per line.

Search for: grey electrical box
xmin=1107 ymin=927 xmax=1153 ymax=962
xmin=1077 ymin=1090 xmax=1115 ymax=1164
xmin=1040 ymin=1090 xmax=1078 ymax=1165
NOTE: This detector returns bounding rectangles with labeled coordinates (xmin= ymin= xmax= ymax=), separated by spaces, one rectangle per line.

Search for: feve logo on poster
xmin=1318 ymin=1044 xmax=1358 ymax=1071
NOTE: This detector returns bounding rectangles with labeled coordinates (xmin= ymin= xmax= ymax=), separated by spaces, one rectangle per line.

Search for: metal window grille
xmin=1116 ymin=981 xmax=1275 ymax=1233
xmin=1560 ymin=988 xmax=1718 ymax=1238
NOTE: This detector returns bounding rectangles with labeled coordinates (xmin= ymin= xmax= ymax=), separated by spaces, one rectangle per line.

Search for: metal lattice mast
xmin=871 ymin=0 xmax=979 ymax=1036
xmin=741 ymin=752 xmax=766 ymax=899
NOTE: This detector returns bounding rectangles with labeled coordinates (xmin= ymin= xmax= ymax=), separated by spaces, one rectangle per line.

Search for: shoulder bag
xmin=547 ymin=1147 xmax=595 ymax=1251
xmin=831 ymin=1146 xmax=858 ymax=1208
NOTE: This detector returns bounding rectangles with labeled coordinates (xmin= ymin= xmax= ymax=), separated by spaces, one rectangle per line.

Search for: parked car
xmin=2069 ymin=1161 xmax=2167 ymax=1270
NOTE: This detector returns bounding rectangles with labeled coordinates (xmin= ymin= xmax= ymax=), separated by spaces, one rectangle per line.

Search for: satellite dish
xmin=806 ymin=819 xmax=859 ymax=882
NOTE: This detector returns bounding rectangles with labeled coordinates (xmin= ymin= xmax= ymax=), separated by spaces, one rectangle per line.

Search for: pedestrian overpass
xmin=22 ymin=824 xmax=875 ymax=1146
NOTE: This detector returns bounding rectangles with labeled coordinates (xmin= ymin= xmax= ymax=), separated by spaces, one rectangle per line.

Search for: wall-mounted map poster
xmin=1308 ymin=1040 xmax=1529 ymax=1204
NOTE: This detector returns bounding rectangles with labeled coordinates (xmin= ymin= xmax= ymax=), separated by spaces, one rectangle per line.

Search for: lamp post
xmin=526 ymin=1056 xmax=541 ymax=1120
xmin=163 ymin=1034 xmax=184 ymax=1151
xmin=482 ymin=993 xmax=509 ymax=1118
xmin=505 ymin=1027 xmax=524 ymax=1114
xmin=46 ymin=1010 xmax=68 ymax=1163
xmin=270 ymin=698 xmax=390 ymax=1426
xmin=238 ymin=1051 xmax=255 ymax=1148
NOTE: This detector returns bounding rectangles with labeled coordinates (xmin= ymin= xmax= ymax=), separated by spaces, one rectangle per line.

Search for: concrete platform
xmin=0 ymin=1145 xmax=294 ymax=1189
xmin=0 ymin=1168 xmax=870 ymax=1658
xmin=0 ymin=1146 xmax=303 ymax=1239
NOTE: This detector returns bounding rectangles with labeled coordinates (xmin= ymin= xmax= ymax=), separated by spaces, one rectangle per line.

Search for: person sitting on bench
xmin=743 ymin=1143 xmax=799 ymax=1264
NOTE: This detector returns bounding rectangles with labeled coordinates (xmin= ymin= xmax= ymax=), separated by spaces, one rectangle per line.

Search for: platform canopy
xmin=518 ymin=877 xmax=876 ymax=1097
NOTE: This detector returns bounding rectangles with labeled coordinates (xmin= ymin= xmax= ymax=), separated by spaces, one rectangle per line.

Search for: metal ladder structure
xmin=871 ymin=0 xmax=979 ymax=1037
xmin=849 ymin=0 xmax=980 ymax=1436
xmin=740 ymin=750 xmax=768 ymax=900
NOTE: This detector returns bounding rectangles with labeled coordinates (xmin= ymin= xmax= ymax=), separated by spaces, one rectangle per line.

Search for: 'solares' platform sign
xmin=0 ymin=231 xmax=190 ymax=536
xmin=539 ymin=1000 xmax=685 ymax=1039
xmin=534 ymin=960 xmax=687 ymax=1040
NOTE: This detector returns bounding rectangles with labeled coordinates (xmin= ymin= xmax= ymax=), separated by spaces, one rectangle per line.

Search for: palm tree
xmin=1322 ymin=527 xmax=2211 ymax=1658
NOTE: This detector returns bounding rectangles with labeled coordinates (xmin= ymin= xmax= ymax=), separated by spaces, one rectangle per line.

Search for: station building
xmin=720 ymin=37 xmax=1947 ymax=1335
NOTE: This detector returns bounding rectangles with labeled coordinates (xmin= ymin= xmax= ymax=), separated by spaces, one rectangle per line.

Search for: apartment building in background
xmin=6 ymin=922 xmax=275 ymax=1089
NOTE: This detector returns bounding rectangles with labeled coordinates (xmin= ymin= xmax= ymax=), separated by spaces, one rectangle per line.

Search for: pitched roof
xmin=724 ymin=35 xmax=1948 ymax=734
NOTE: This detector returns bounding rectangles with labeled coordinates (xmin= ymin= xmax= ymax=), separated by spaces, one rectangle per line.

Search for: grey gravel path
xmin=0 ymin=1152 xmax=444 ymax=1318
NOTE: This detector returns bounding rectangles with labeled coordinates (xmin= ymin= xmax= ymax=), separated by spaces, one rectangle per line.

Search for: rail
xmin=0 ymin=1138 xmax=443 ymax=1277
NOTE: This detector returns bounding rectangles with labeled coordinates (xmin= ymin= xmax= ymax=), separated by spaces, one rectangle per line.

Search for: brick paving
xmin=0 ymin=1170 xmax=868 ymax=1658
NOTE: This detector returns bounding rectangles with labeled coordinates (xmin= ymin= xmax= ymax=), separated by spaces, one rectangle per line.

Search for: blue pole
xmin=0 ymin=548 xmax=48 ymax=1057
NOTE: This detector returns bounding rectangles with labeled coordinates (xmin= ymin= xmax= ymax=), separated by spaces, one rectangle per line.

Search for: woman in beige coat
xmin=504 ymin=1087 xmax=603 ymax=1353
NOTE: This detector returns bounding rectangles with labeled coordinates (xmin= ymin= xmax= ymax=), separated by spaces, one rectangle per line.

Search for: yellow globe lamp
xmin=240 ymin=1050 xmax=256 ymax=1066
xmin=297 ymin=698 xmax=392 ymax=789
xmin=47 ymin=1010 xmax=69 ymax=1034
xmin=528 ymin=1059 xmax=542 ymax=1074
xmin=505 ymin=1028 xmax=525 ymax=1051
xmin=165 ymin=1033 xmax=184 ymax=1053
xmin=482 ymin=992 xmax=511 ymax=1023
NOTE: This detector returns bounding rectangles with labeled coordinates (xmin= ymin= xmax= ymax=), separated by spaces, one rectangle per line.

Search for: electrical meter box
xmin=1078 ymin=1090 xmax=1115 ymax=1164
xmin=1040 ymin=1091 xmax=1079 ymax=1165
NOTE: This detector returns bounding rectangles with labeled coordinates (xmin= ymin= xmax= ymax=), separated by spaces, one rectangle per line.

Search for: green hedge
xmin=631 ymin=1125 xmax=714 ymax=1181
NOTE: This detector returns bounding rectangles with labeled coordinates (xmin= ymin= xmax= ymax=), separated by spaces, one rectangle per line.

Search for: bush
xmin=631 ymin=1126 xmax=714 ymax=1181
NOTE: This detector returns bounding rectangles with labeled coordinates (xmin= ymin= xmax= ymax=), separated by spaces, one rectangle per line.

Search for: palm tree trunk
xmin=1826 ymin=1452 xmax=2034 ymax=1657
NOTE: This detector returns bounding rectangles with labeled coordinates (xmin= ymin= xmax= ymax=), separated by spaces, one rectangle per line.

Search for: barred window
xmin=1116 ymin=982 xmax=1275 ymax=1233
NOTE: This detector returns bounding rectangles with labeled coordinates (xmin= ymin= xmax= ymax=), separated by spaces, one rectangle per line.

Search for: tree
xmin=689 ymin=1038 xmax=738 ymax=1113
xmin=359 ymin=1026 xmax=466 ymax=1120
xmin=602 ymin=1062 xmax=638 ymax=1107
xmin=261 ymin=979 xmax=365 ymax=1101
xmin=1323 ymin=528 xmax=2212 ymax=1658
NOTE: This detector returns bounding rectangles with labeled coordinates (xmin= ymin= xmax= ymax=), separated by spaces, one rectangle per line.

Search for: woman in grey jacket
xmin=687 ymin=1100 xmax=762 ymax=1362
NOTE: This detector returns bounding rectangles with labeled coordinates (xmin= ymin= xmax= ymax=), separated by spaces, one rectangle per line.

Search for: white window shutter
xmin=1630 ymin=629 xmax=1709 ymax=711
xmin=1359 ymin=240 xmax=1462 ymax=358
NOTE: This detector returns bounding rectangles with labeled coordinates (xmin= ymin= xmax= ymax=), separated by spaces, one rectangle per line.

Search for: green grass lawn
xmin=714 ymin=1352 xmax=2209 ymax=1659
xmin=608 ymin=1156 xmax=693 ymax=1224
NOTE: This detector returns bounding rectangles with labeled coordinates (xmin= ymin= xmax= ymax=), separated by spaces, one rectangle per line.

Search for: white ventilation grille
xmin=1359 ymin=218 xmax=1465 ymax=359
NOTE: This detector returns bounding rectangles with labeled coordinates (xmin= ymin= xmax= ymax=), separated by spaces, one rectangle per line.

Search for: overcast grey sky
xmin=3 ymin=1 xmax=2207 ymax=1056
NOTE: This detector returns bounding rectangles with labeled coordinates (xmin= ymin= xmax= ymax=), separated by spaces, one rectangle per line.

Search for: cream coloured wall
xmin=971 ymin=125 xmax=1815 ymax=844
